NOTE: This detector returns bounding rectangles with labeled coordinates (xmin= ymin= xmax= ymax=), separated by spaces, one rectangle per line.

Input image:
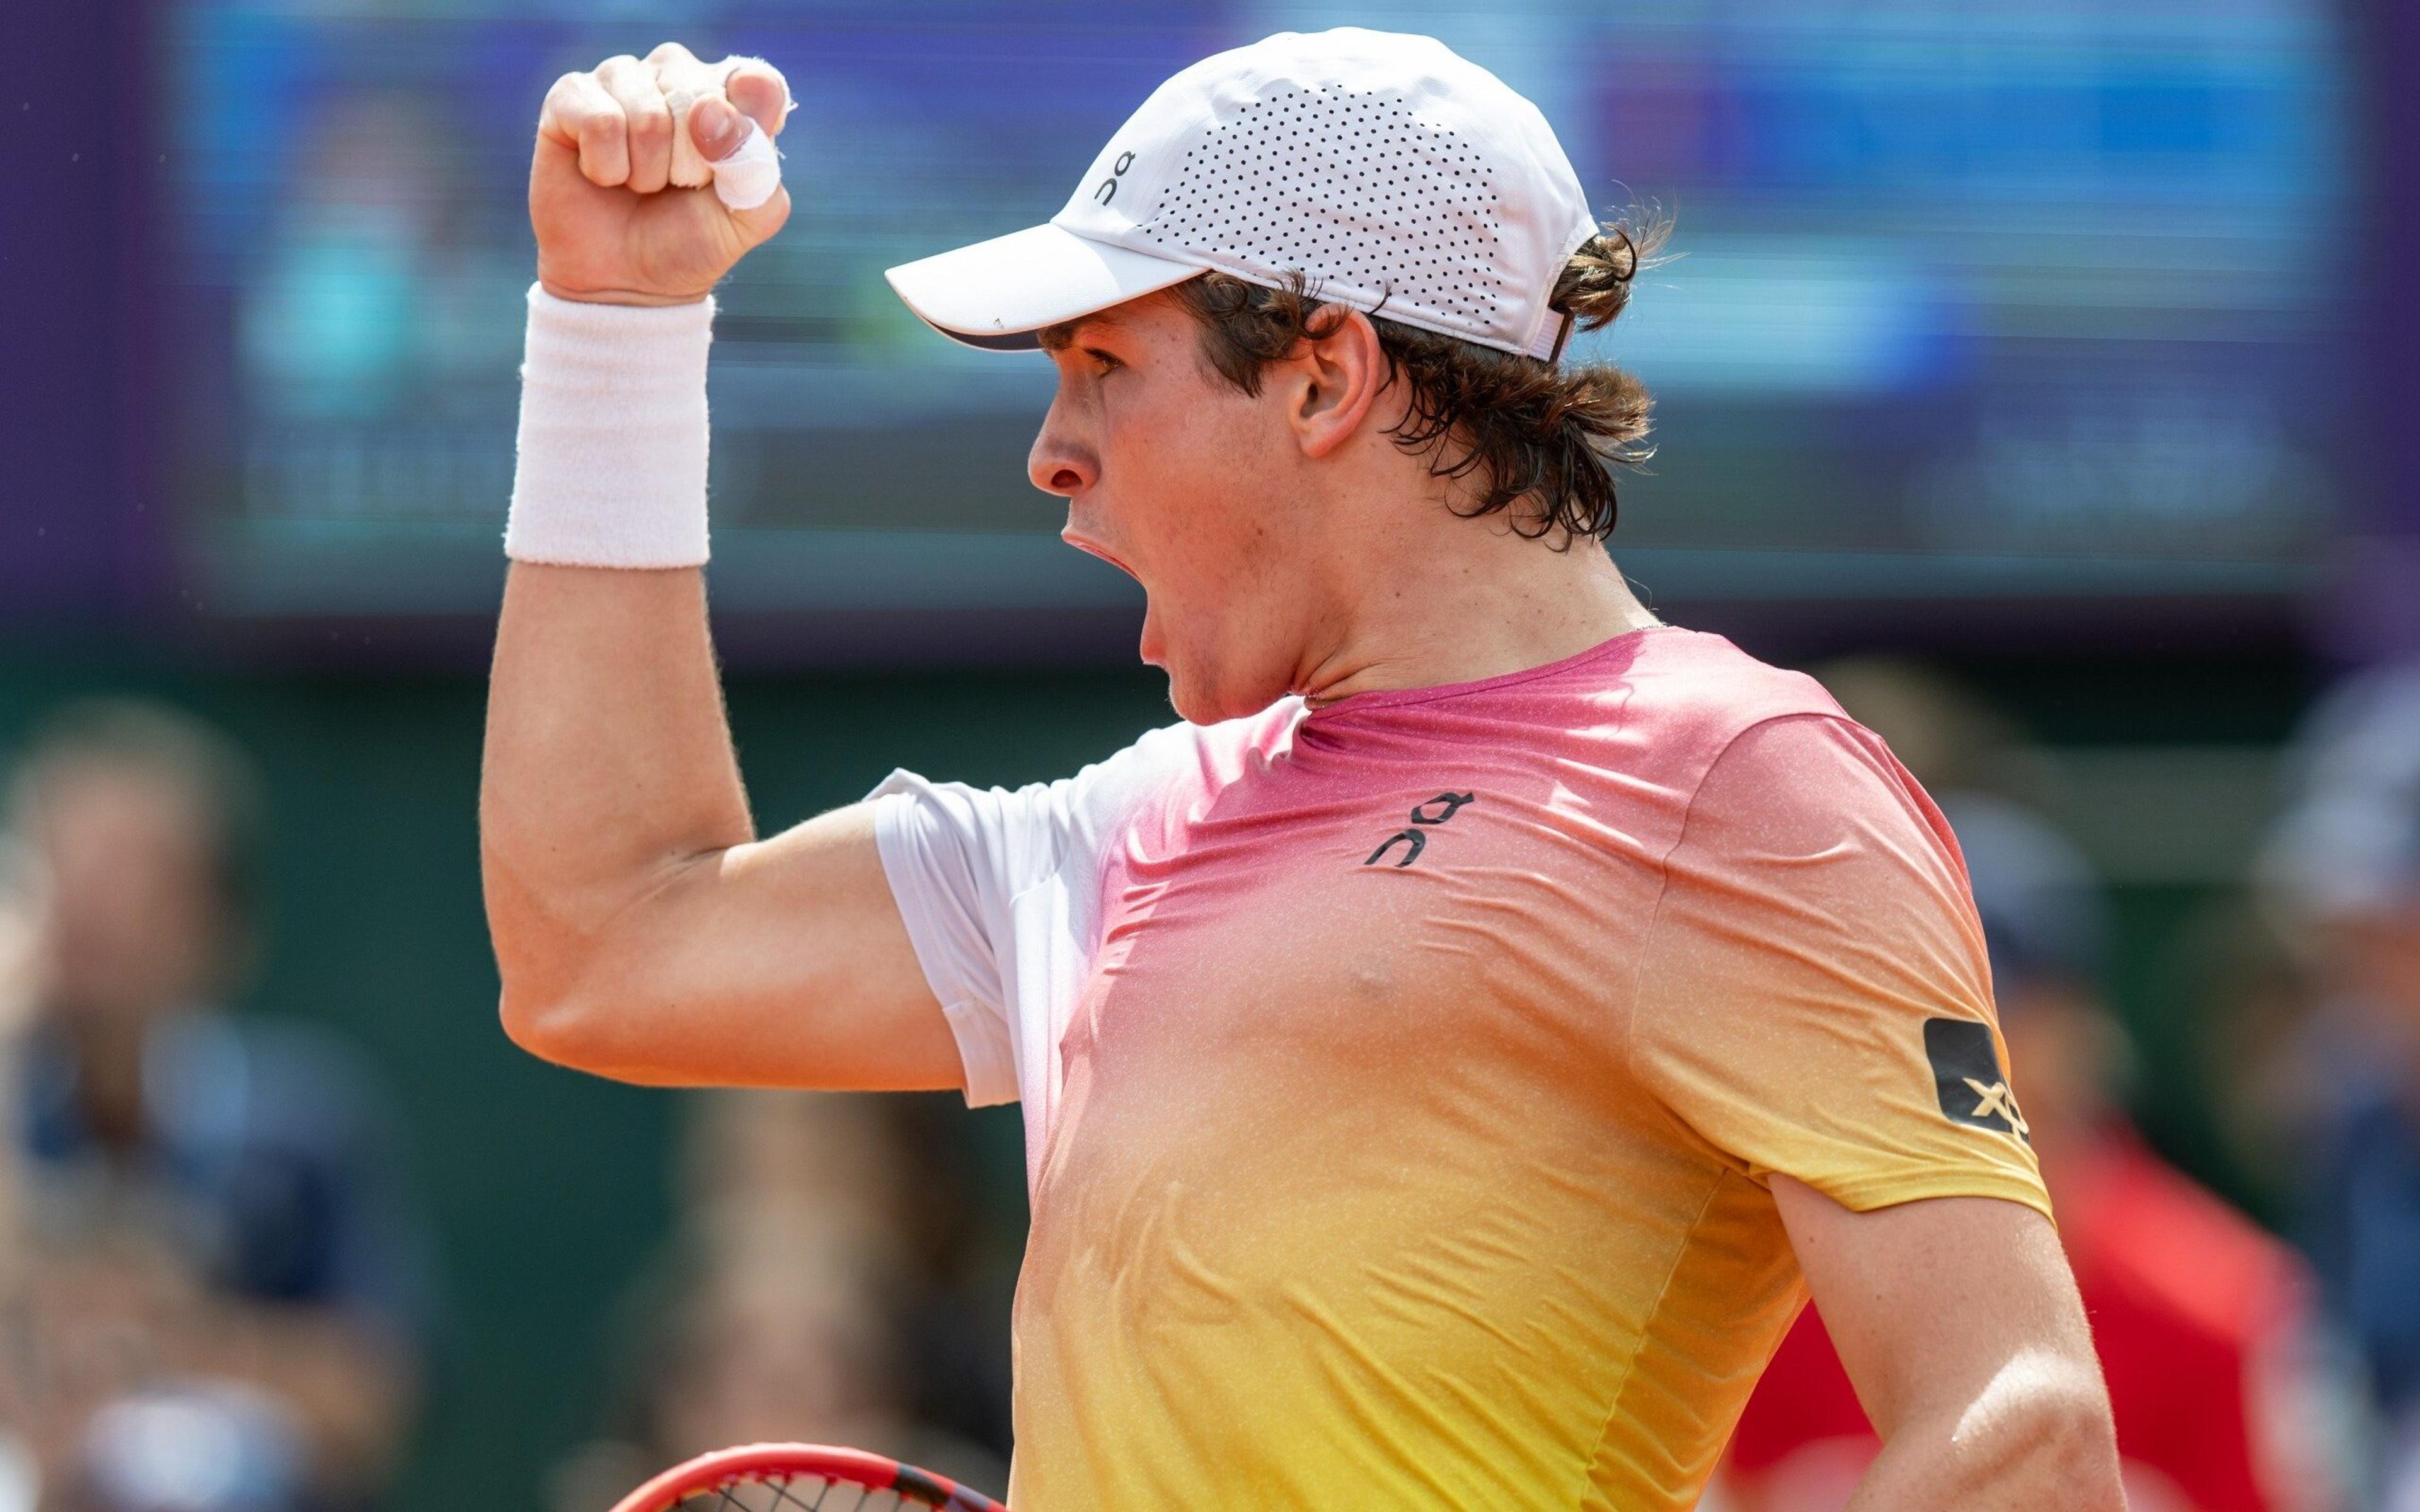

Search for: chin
xmin=1161 ymin=662 xmax=1289 ymax=728
xmin=1161 ymin=670 xmax=1221 ymax=728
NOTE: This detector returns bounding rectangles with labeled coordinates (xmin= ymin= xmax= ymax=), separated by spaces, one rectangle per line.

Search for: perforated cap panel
xmin=1134 ymin=84 xmax=1512 ymax=334
xmin=891 ymin=29 xmax=1600 ymax=358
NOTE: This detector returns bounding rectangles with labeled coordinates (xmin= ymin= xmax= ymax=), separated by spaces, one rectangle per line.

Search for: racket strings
xmin=681 ymin=1474 xmax=917 ymax=1512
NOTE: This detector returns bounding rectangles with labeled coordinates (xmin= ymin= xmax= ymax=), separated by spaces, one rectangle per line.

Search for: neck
xmin=1292 ymin=517 xmax=1661 ymax=706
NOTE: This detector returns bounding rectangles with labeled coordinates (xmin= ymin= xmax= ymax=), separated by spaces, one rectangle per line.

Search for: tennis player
xmin=484 ymin=30 xmax=2126 ymax=1509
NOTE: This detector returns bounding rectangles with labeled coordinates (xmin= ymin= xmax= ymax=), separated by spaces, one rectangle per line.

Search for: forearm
xmin=484 ymin=564 xmax=749 ymax=917
xmin=480 ymin=292 xmax=752 ymax=1018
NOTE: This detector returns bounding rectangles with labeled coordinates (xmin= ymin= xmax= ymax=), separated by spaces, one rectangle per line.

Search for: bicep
xmin=1773 ymin=1176 xmax=2104 ymax=1442
xmin=541 ymin=800 xmax=962 ymax=1091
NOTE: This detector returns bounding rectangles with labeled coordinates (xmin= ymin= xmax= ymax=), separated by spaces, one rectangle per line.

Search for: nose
xmin=1028 ymin=402 xmax=1097 ymax=498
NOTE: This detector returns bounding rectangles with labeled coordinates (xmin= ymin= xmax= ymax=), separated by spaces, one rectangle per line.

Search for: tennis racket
xmin=609 ymin=1443 xmax=1008 ymax=1512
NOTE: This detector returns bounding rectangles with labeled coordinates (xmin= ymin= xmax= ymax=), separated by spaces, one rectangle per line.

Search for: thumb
xmin=689 ymin=96 xmax=789 ymax=238
xmin=689 ymin=95 xmax=751 ymax=163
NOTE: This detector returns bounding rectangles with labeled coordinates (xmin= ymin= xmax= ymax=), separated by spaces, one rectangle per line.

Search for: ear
xmin=1280 ymin=307 xmax=1387 ymax=460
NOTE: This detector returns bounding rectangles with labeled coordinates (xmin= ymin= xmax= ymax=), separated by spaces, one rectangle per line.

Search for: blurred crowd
xmin=0 ymin=701 xmax=1014 ymax=1509
xmin=543 ymin=1090 xmax=1013 ymax=1510
xmin=3 ymin=658 xmax=2418 ymax=1510
xmin=0 ymin=704 xmax=435 ymax=1511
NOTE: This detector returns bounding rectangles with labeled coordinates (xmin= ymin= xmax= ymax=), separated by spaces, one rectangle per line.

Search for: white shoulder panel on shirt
xmin=865 ymin=701 xmax=1304 ymax=1128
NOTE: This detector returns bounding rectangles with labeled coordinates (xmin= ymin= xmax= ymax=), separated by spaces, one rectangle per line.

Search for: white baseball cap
xmin=885 ymin=28 xmax=1601 ymax=362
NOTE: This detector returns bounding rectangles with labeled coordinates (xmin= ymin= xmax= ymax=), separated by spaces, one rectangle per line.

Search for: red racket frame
xmin=609 ymin=1443 xmax=1008 ymax=1512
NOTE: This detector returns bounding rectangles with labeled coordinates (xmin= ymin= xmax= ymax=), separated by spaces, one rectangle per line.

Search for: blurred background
xmin=4 ymin=0 xmax=2417 ymax=1508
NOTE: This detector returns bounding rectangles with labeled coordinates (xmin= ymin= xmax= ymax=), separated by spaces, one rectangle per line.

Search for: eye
xmin=1081 ymin=346 xmax=1124 ymax=376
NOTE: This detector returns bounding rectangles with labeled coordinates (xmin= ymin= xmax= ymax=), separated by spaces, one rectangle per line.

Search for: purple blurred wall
xmin=1 ymin=0 xmax=163 ymax=628
xmin=2350 ymin=0 xmax=2420 ymax=658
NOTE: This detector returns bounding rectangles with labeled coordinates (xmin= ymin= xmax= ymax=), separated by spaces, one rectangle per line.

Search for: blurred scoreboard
xmin=163 ymin=0 xmax=2353 ymax=625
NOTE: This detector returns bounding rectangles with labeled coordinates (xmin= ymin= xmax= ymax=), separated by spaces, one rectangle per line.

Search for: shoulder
xmin=1090 ymin=698 xmax=1303 ymax=795
xmin=1620 ymin=633 xmax=1916 ymax=822
xmin=1630 ymin=630 xmax=1844 ymax=733
xmin=1061 ymin=697 xmax=1306 ymax=841
xmin=867 ymin=700 xmax=1308 ymax=881
xmin=1623 ymin=643 xmax=1968 ymax=914
xmin=1621 ymin=630 xmax=1874 ymax=789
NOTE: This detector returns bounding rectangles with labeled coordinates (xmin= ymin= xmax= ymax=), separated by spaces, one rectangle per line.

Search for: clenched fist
xmin=532 ymin=42 xmax=793 ymax=306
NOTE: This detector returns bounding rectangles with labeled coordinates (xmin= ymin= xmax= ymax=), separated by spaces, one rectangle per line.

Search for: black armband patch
xmin=1923 ymin=1017 xmax=2029 ymax=1142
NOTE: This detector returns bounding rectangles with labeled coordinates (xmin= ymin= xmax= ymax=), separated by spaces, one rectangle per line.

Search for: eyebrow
xmin=1036 ymin=313 xmax=1126 ymax=353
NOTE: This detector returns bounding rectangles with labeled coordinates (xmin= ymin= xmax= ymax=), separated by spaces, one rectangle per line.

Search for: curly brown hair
xmin=1164 ymin=214 xmax=1667 ymax=546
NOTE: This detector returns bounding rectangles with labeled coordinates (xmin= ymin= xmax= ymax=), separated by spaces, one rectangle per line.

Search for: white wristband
xmin=505 ymin=284 xmax=715 ymax=568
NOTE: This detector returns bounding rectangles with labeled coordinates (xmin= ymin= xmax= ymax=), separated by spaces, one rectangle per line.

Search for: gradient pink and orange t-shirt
xmin=870 ymin=626 xmax=2048 ymax=1510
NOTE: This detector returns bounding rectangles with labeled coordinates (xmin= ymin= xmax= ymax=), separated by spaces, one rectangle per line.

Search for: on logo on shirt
xmin=1363 ymin=791 xmax=1477 ymax=868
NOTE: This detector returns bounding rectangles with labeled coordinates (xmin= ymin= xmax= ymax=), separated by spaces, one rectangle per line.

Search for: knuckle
xmin=626 ymin=100 xmax=672 ymax=139
xmin=646 ymin=40 xmax=695 ymax=66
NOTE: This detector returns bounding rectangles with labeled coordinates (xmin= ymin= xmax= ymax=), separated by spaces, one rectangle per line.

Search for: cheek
xmin=1103 ymin=386 xmax=1274 ymax=575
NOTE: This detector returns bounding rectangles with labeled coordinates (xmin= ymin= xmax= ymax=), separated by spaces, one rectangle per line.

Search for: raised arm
xmin=1774 ymin=1179 xmax=2126 ymax=1511
xmin=481 ymin=45 xmax=958 ymax=1091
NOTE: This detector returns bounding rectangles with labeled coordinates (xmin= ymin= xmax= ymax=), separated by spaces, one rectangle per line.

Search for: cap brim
xmin=885 ymin=224 xmax=1204 ymax=351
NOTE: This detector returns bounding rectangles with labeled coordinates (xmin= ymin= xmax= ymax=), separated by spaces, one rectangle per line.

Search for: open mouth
xmin=1062 ymin=531 xmax=1141 ymax=583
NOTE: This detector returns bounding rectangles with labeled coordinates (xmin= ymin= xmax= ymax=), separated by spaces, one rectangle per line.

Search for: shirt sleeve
xmin=865 ymin=723 xmax=1196 ymax=1108
xmin=1628 ymin=714 xmax=2052 ymax=1220
xmin=863 ymin=772 xmax=1037 ymax=1106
